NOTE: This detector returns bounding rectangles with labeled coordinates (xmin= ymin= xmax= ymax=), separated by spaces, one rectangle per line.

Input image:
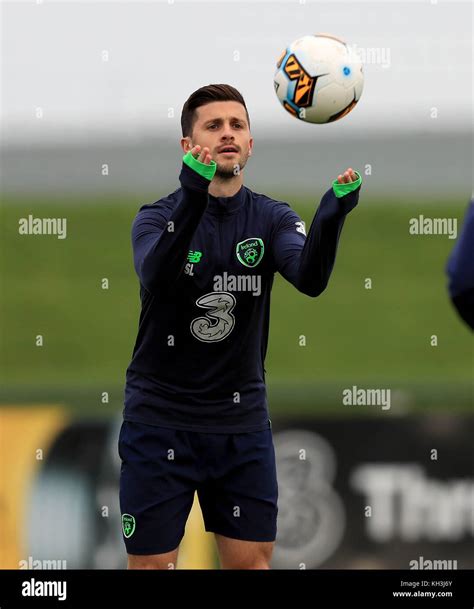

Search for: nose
xmin=220 ymin=122 xmax=235 ymax=141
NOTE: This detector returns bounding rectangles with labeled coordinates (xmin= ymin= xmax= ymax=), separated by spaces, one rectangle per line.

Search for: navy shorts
xmin=118 ymin=420 xmax=278 ymax=555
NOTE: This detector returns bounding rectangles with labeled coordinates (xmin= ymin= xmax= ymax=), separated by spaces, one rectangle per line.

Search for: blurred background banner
xmin=1 ymin=411 xmax=472 ymax=570
xmin=0 ymin=1 xmax=472 ymax=571
xmin=271 ymin=418 xmax=474 ymax=569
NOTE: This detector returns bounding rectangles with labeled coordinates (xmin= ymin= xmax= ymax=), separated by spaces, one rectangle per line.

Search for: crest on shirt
xmin=236 ymin=237 xmax=264 ymax=268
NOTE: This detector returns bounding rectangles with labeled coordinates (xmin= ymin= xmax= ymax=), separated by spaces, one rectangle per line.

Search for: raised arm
xmin=272 ymin=170 xmax=362 ymax=297
xmin=132 ymin=146 xmax=216 ymax=293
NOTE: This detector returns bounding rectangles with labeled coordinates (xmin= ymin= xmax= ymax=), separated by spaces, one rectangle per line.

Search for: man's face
xmin=182 ymin=101 xmax=253 ymax=180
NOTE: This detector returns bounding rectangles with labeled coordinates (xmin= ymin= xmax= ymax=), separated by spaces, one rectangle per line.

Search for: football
xmin=274 ymin=33 xmax=364 ymax=124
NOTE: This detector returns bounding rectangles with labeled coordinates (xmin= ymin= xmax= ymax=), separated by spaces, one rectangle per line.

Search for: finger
xmin=190 ymin=145 xmax=201 ymax=157
xmin=198 ymin=147 xmax=209 ymax=163
xmin=199 ymin=147 xmax=210 ymax=163
xmin=343 ymin=171 xmax=351 ymax=184
xmin=201 ymin=151 xmax=211 ymax=165
xmin=337 ymin=174 xmax=344 ymax=184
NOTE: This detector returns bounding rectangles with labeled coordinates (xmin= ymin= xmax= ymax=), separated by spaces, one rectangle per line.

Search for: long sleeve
xmin=132 ymin=162 xmax=212 ymax=293
xmin=272 ymin=182 xmax=361 ymax=297
xmin=446 ymin=199 xmax=474 ymax=330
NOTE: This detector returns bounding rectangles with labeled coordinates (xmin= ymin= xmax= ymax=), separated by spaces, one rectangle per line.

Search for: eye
xmin=208 ymin=124 xmax=217 ymax=129
xmin=233 ymin=123 xmax=242 ymax=128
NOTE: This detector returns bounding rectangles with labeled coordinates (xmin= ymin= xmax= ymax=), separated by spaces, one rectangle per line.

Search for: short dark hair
xmin=181 ymin=84 xmax=250 ymax=137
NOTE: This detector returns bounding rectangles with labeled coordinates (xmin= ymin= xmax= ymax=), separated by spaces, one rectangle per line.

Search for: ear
xmin=181 ymin=137 xmax=193 ymax=153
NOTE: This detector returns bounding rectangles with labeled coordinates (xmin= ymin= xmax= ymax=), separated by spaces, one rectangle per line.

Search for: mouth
xmin=218 ymin=147 xmax=239 ymax=156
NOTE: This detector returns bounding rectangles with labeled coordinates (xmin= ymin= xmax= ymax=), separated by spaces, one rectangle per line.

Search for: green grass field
xmin=1 ymin=194 xmax=472 ymax=417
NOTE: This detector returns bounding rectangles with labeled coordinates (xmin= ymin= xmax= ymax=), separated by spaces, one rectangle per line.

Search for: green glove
xmin=183 ymin=150 xmax=217 ymax=181
xmin=332 ymin=171 xmax=362 ymax=198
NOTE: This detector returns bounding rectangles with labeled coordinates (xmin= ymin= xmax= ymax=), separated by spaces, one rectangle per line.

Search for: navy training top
xmin=123 ymin=161 xmax=361 ymax=432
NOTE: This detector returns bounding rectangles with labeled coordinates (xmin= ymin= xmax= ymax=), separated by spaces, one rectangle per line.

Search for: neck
xmin=208 ymin=174 xmax=244 ymax=198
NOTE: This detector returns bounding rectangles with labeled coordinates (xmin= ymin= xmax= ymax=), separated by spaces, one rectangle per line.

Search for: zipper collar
xmin=207 ymin=185 xmax=245 ymax=216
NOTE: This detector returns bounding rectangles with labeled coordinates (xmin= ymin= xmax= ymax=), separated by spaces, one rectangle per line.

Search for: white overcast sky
xmin=0 ymin=0 xmax=471 ymax=144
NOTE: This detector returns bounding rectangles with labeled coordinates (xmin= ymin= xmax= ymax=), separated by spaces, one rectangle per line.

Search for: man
xmin=119 ymin=83 xmax=362 ymax=569
xmin=446 ymin=199 xmax=474 ymax=330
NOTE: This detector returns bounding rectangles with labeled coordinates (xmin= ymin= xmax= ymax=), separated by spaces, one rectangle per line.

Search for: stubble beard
xmin=214 ymin=152 xmax=249 ymax=180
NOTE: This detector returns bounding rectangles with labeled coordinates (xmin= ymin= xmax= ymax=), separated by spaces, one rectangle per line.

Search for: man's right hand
xmin=189 ymin=145 xmax=213 ymax=165
xmin=182 ymin=144 xmax=217 ymax=182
